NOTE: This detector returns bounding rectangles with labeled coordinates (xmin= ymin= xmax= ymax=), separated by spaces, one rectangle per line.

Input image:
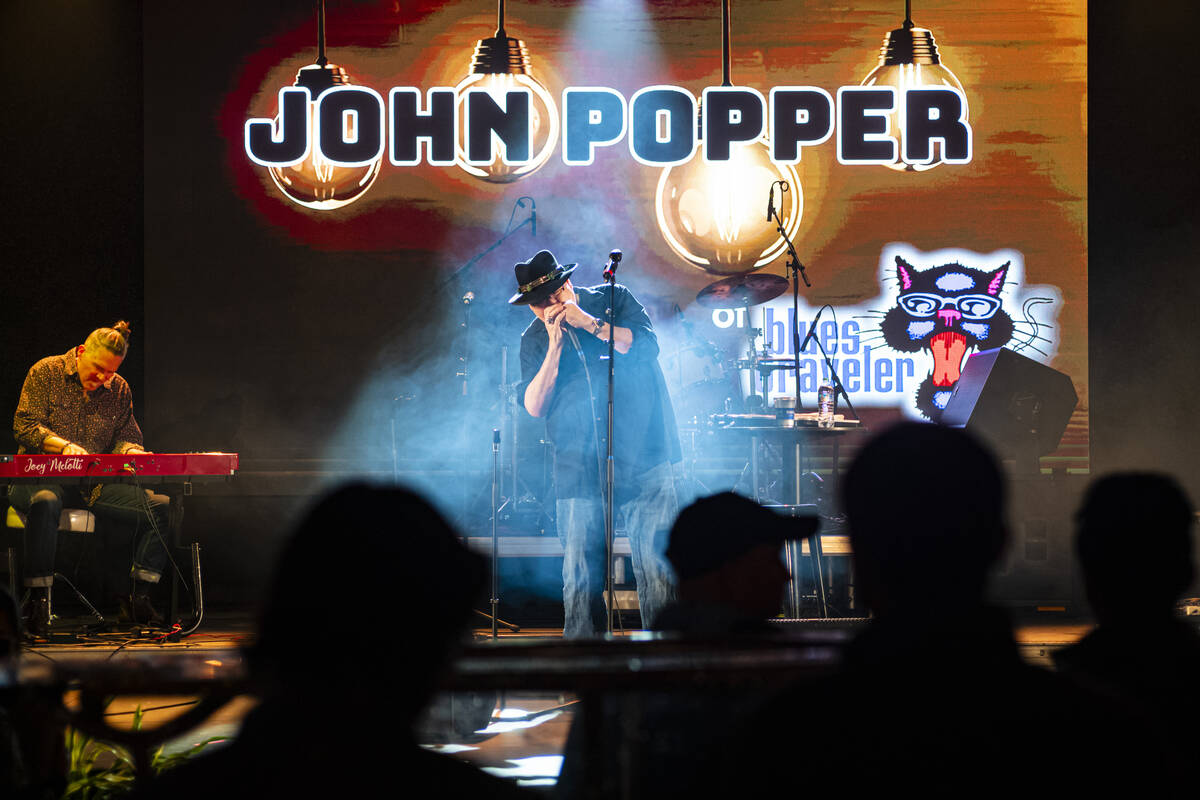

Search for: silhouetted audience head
xmin=842 ymin=423 xmax=1007 ymax=615
xmin=248 ymin=483 xmax=485 ymax=718
xmin=1076 ymin=472 xmax=1195 ymax=622
xmin=664 ymin=492 xmax=816 ymax=620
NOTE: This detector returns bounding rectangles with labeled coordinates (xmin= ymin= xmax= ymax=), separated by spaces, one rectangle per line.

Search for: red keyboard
xmin=0 ymin=453 xmax=238 ymax=482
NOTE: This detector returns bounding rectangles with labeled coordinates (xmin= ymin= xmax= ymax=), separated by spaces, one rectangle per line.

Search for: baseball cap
xmin=666 ymin=492 xmax=820 ymax=581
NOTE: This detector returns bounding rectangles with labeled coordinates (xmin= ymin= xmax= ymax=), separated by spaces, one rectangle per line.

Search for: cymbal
xmin=695 ymin=273 xmax=789 ymax=308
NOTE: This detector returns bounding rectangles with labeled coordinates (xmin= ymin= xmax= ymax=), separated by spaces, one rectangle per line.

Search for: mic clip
xmin=603 ymin=249 xmax=623 ymax=281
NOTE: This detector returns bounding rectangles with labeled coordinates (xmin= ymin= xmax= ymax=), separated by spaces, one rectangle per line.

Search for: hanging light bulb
xmin=654 ymin=0 xmax=801 ymax=275
xmin=860 ymin=1 xmax=966 ymax=172
xmin=266 ymin=0 xmax=382 ymax=210
xmin=656 ymin=141 xmax=801 ymax=274
xmin=454 ymin=1 xmax=558 ymax=183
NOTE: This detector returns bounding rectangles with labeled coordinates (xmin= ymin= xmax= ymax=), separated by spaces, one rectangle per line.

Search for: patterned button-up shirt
xmin=13 ymin=348 xmax=144 ymax=455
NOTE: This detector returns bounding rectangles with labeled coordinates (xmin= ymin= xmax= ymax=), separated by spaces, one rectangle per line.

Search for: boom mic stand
xmin=439 ymin=197 xmax=536 ymax=294
xmin=439 ymin=197 xmax=535 ymax=526
xmin=431 ymin=198 xmax=533 ymax=635
xmin=768 ymin=181 xmax=839 ymax=619
xmin=808 ymin=307 xmax=861 ymax=424
xmin=602 ymin=249 xmax=621 ymax=635
xmin=767 ymin=180 xmax=809 ymax=415
xmin=767 ymin=182 xmax=860 ymax=424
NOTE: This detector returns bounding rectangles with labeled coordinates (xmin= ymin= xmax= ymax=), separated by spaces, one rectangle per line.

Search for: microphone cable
xmin=565 ymin=321 xmax=626 ymax=633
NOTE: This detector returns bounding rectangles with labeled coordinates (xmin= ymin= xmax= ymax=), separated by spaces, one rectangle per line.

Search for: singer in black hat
xmin=511 ymin=249 xmax=681 ymax=637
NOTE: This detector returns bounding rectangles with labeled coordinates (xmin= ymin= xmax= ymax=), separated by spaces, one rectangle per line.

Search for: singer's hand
xmin=544 ymin=304 xmax=565 ymax=348
xmin=558 ymin=301 xmax=595 ymax=330
xmin=62 ymin=443 xmax=89 ymax=456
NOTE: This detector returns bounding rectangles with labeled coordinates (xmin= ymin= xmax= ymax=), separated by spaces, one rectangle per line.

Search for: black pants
xmin=8 ymin=483 xmax=170 ymax=588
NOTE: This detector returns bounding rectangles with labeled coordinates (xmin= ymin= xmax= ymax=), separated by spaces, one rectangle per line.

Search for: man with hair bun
xmin=10 ymin=321 xmax=170 ymax=635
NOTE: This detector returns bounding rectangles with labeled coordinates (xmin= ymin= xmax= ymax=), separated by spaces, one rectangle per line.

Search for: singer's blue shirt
xmin=518 ymin=285 xmax=681 ymax=500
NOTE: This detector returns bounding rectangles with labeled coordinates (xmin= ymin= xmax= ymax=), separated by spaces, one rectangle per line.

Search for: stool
xmin=5 ymin=505 xmax=105 ymax=623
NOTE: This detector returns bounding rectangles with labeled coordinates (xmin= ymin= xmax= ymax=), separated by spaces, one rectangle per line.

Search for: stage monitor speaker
xmin=942 ymin=348 xmax=1078 ymax=460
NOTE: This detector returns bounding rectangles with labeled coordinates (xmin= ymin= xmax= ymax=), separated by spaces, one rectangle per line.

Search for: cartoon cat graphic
xmin=880 ymin=255 xmax=1013 ymax=419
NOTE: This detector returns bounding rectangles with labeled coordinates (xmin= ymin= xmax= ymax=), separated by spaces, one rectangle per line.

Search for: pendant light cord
xmin=721 ymin=0 xmax=732 ymax=87
xmin=317 ymin=0 xmax=328 ymax=66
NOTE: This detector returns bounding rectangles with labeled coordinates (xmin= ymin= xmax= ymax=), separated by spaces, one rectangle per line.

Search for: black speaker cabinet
xmin=990 ymin=473 xmax=1085 ymax=610
xmin=942 ymin=348 xmax=1078 ymax=461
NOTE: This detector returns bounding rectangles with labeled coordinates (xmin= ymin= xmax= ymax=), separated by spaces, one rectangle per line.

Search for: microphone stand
xmin=769 ymin=183 xmax=860 ymax=424
xmin=441 ymin=198 xmax=534 ymax=525
xmin=810 ymin=314 xmax=861 ymax=424
xmin=602 ymin=252 xmax=620 ymax=635
xmin=438 ymin=198 xmax=535 ymax=294
xmin=768 ymin=180 xmax=809 ymax=415
xmin=490 ymin=428 xmax=503 ymax=639
xmin=471 ymin=426 xmax=520 ymax=635
xmin=431 ymin=199 xmax=531 ymax=524
xmin=458 ymin=294 xmax=472 ymax=528
xmin=768 ymin=182 xmax=841 ymax=620
xmin=430 ymin=198 xmax=531 ymax=636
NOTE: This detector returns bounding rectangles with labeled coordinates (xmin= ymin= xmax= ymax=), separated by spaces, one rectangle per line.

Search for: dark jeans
xmin=7 ymin=483 xmax=170 ymax=588
xmin=555 ymin=461 xmax=679 ymax=638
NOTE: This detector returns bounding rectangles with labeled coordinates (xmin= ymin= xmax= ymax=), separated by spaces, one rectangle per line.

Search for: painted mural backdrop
xmin=207 ymin=0 xmax=1086 ymax=469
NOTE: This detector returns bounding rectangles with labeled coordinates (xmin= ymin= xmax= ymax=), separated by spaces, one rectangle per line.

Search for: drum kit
xmin=667 ymin=270 xmax=862 ymax=510
xmin=668 ymin=272 xmax=807 ymax=422
xmin=667 ymin=272 xmax=863 ymax=619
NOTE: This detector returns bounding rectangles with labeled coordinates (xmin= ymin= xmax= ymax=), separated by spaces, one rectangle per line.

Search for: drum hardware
xmin=696 ymin=271 xmax=790 ymax=410
xmin=708 ymin=412 xmax=863 ymax=430
xmin=694 ymin=272 xmax=789 ymax=309
xmin=675 ymin=426 xmax=713 ymax=508
xmin=663 ymin=342 xmax=739 ymax=424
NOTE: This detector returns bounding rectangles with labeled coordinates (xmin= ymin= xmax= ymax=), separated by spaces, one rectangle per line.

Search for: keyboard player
xmin=10 ymin=321 xmax=169 ymax=635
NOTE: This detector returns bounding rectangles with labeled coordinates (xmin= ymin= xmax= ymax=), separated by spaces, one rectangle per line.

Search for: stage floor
xmin=16 ymin=613 xmax=1100 ymax=789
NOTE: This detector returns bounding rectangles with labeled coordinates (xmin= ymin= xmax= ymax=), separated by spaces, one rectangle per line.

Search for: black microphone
xmin=516 ymin=196 xmax=536 ymax=237
xmin=766 ymin=183 xmax=775 ymax=222
xmin=603 ymin=249 xmax=623 ymax=281
xmin=800 ymin=305 xmax=827 ymax=353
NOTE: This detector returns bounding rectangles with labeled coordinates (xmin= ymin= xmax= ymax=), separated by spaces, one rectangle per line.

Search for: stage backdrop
xmin=143 ymin=0 xmax=1087 ymax=532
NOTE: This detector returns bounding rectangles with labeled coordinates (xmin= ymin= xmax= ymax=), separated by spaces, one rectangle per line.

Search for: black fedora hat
xmin=509 ymin=250 xmax=577 ymax=305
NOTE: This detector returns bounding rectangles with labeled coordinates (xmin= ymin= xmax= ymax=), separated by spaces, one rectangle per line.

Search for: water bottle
xmin=817 ymin=382 xmax=835 ymax=428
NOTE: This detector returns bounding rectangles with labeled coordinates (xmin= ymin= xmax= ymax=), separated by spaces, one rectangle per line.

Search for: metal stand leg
xmin=793 ymin=441 xmax=828 ymax=618
xmin=4 ymin=548 xmax=14 ymax=599
xmin=784 ymin=539 xmax=801 ymax=617
xmin=190 ymin=543 xmax=203 ymax=621
xmin=53 ymin=572 xmax=104 ymax=623
xmin=168 ymin=490 xmax=184 ymax=624
xmin=165 ymin=485 xmax=205 ymax=632
xmin=751 ymin=435 xmax=762 ymax=501
xmin=777 ymin=443 xmax=825 ymax=618
xmin=491 ymin=429 xmax=500 ymax=640
xmin=472 ymin=428 xmax=520 ymax=635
